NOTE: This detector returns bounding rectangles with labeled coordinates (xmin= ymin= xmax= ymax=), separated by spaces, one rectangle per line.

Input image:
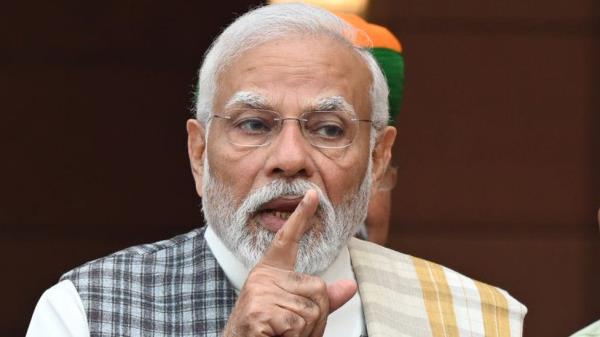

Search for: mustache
xmin=235 ymin=179 xmax=330 ymax=220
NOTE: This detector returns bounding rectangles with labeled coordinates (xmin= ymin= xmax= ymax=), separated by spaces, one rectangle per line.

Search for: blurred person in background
xmin=336 ymin=12 xmax=402 ymax=246
xmin=568 ymin=208 xmax=600 ymax=337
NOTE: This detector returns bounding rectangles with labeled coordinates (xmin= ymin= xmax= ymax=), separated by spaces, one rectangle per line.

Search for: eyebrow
xmin=312 ymin=96 xmax=355 ymax=114
xmin=224 ymin=91 xmax=270 ymax=111
xmin=224 ymin=92 xmax=356 ymax=115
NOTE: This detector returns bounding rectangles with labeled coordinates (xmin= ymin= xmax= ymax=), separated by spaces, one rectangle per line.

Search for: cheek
xmin=206 ymin=138 xmax=264 ymax=203
xmin=319 ymin=152 xmax=369 ymax=205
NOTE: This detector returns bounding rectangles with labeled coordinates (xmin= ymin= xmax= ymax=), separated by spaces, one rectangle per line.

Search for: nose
xmin=263 ymin=120 xmax=315 ymax=179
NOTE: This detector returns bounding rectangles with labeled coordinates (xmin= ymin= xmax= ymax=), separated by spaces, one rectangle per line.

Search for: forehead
xmin=214 ymin=34 xmax=372 ymax=117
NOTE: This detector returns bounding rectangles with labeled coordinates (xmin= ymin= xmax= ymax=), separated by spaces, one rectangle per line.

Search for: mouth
xmin=254 ymin=196 xmax=303 ymax=232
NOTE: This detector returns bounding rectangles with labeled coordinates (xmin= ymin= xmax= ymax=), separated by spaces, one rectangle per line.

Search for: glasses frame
xmin=211 ymin=109 xmax=373 ymax=149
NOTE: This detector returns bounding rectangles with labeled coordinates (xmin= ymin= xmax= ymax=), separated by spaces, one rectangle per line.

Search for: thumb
xmin=327 ymin=279 xmax=357 ymax=313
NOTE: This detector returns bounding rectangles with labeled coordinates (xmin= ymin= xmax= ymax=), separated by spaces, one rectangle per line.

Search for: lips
xmin=255 ymin=196 xmax=303 ymax=232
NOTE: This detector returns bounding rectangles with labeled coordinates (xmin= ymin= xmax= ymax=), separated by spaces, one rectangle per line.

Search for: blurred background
xmin=1 ymin=1 xmax=598 ymax=336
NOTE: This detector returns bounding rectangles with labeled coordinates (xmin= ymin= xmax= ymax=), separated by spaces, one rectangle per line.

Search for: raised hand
xmin=222 ymin=190 xmax=357 ymax=337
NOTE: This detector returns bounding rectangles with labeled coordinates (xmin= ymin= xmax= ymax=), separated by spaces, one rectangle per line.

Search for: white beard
xmin=201 ymin=157 xmax=372 ymax=274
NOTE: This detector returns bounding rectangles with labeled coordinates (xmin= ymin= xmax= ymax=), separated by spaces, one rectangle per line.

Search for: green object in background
xmin=334 ymin=12 xmax=405 ymax=125
xmin=372 ymin=48 xmax=404 ymax=123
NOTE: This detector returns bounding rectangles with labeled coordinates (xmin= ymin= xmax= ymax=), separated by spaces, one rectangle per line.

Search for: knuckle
xmin=289 ymin=271 xmax=307 ymax=282
xmin=294 ymin=297 xmax=319 ymax=321
xmin=295 ymin=317 xmax=307 ymax=331
xmin=241 ymin=281 xmax=261 ymax=296
xmin=284 ymin=313 xmax=298 ymax=327
xmin=314 ymin=278 xmax=327 ymax=293
xmin=297 ymin=296 xmax=316 ymax=310
xmin=247 ymin=309 xmax=268 ymax=322
xmin=296 ymin=297 xmax=319 ymax=314
xmin=257 ymin=326 xmax=270 ymax=335
xmin=307 ymin=304 xmax=320 ymax=322
xmin=285 ymin=313 xmax=305 ymax=331
xmin=246 ymin=267 xmax=277 ymax=285
xmin=308 ymin=278 xmax=328 ymax=307
xmin=232 ymin=317 xmax=264 ymax=336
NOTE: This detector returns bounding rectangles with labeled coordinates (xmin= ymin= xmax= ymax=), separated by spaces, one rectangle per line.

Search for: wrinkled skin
xmin=186 ymin=35 xmax=396 ymax=337
xmin=222 ymin=191 xmax=356 ymax=337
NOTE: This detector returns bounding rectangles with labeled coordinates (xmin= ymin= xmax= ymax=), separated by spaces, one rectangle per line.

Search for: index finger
xmin=259 ymin=189 xmax=318 ymax=270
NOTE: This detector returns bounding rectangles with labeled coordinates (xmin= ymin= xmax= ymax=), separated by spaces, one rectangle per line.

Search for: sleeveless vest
xmin=61 ymin=226 xmax=525 ymax=337
xmin=61 ymin=227 xmax=237 ymax=337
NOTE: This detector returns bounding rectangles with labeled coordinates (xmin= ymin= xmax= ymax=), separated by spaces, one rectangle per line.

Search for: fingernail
xmin=303 ymin=189 xmax=315 ymax=204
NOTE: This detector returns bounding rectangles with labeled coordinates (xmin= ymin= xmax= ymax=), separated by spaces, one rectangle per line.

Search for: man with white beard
xmin=27 ymin=3 xmax=526 ymax=337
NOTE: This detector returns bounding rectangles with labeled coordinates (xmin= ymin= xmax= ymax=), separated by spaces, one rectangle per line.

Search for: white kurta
xmin=26 ymin=226 xmax=366 ymax=337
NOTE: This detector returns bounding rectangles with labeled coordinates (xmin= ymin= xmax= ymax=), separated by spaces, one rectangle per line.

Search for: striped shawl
xmin=349 ymin=238 xmax=527 ymax=337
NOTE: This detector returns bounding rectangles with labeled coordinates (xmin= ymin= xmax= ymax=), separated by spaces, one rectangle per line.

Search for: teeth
xmin=271 ymin=211 xmax=291 ymax=220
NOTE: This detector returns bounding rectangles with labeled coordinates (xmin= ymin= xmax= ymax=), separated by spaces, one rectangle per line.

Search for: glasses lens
xmin=303 ymin=111 xmax=357 ymax=148
xmin=225 ymin=109 xmax=276 ymax=146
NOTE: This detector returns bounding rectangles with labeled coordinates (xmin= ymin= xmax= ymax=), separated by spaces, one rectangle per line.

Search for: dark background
xmin=1 ymin=1 xmax=598 ymax=336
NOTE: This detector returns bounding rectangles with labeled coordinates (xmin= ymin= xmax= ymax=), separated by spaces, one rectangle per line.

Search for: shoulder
xmin=60 ymin=227 xmax=208 ymax=284
xmin=26 ymin=280 xmax=89 ymax=337
xmin=570 ymin=320 xmax=600 ymax=337
xmin=349 ymin=238 xmax=527 ymax=337
xmin=54 ymin=227 xmax=234 ymax=335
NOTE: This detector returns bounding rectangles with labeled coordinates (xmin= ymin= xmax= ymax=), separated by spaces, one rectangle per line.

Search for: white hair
xmin=202 ymin=154 xmax=372 ymax=274
xmin=193 ymin=3 xmax=389 ymax=145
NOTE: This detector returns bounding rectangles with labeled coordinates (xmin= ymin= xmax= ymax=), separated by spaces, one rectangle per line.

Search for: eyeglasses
xmin=211 ymin=108 xmax=373 ymax=149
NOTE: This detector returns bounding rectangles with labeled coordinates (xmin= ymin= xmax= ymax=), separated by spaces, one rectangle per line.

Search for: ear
xmin=186 ymin=119 xmax=206 ymax=197
xmin=371 ymin=126 xmax=397 ymax=188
